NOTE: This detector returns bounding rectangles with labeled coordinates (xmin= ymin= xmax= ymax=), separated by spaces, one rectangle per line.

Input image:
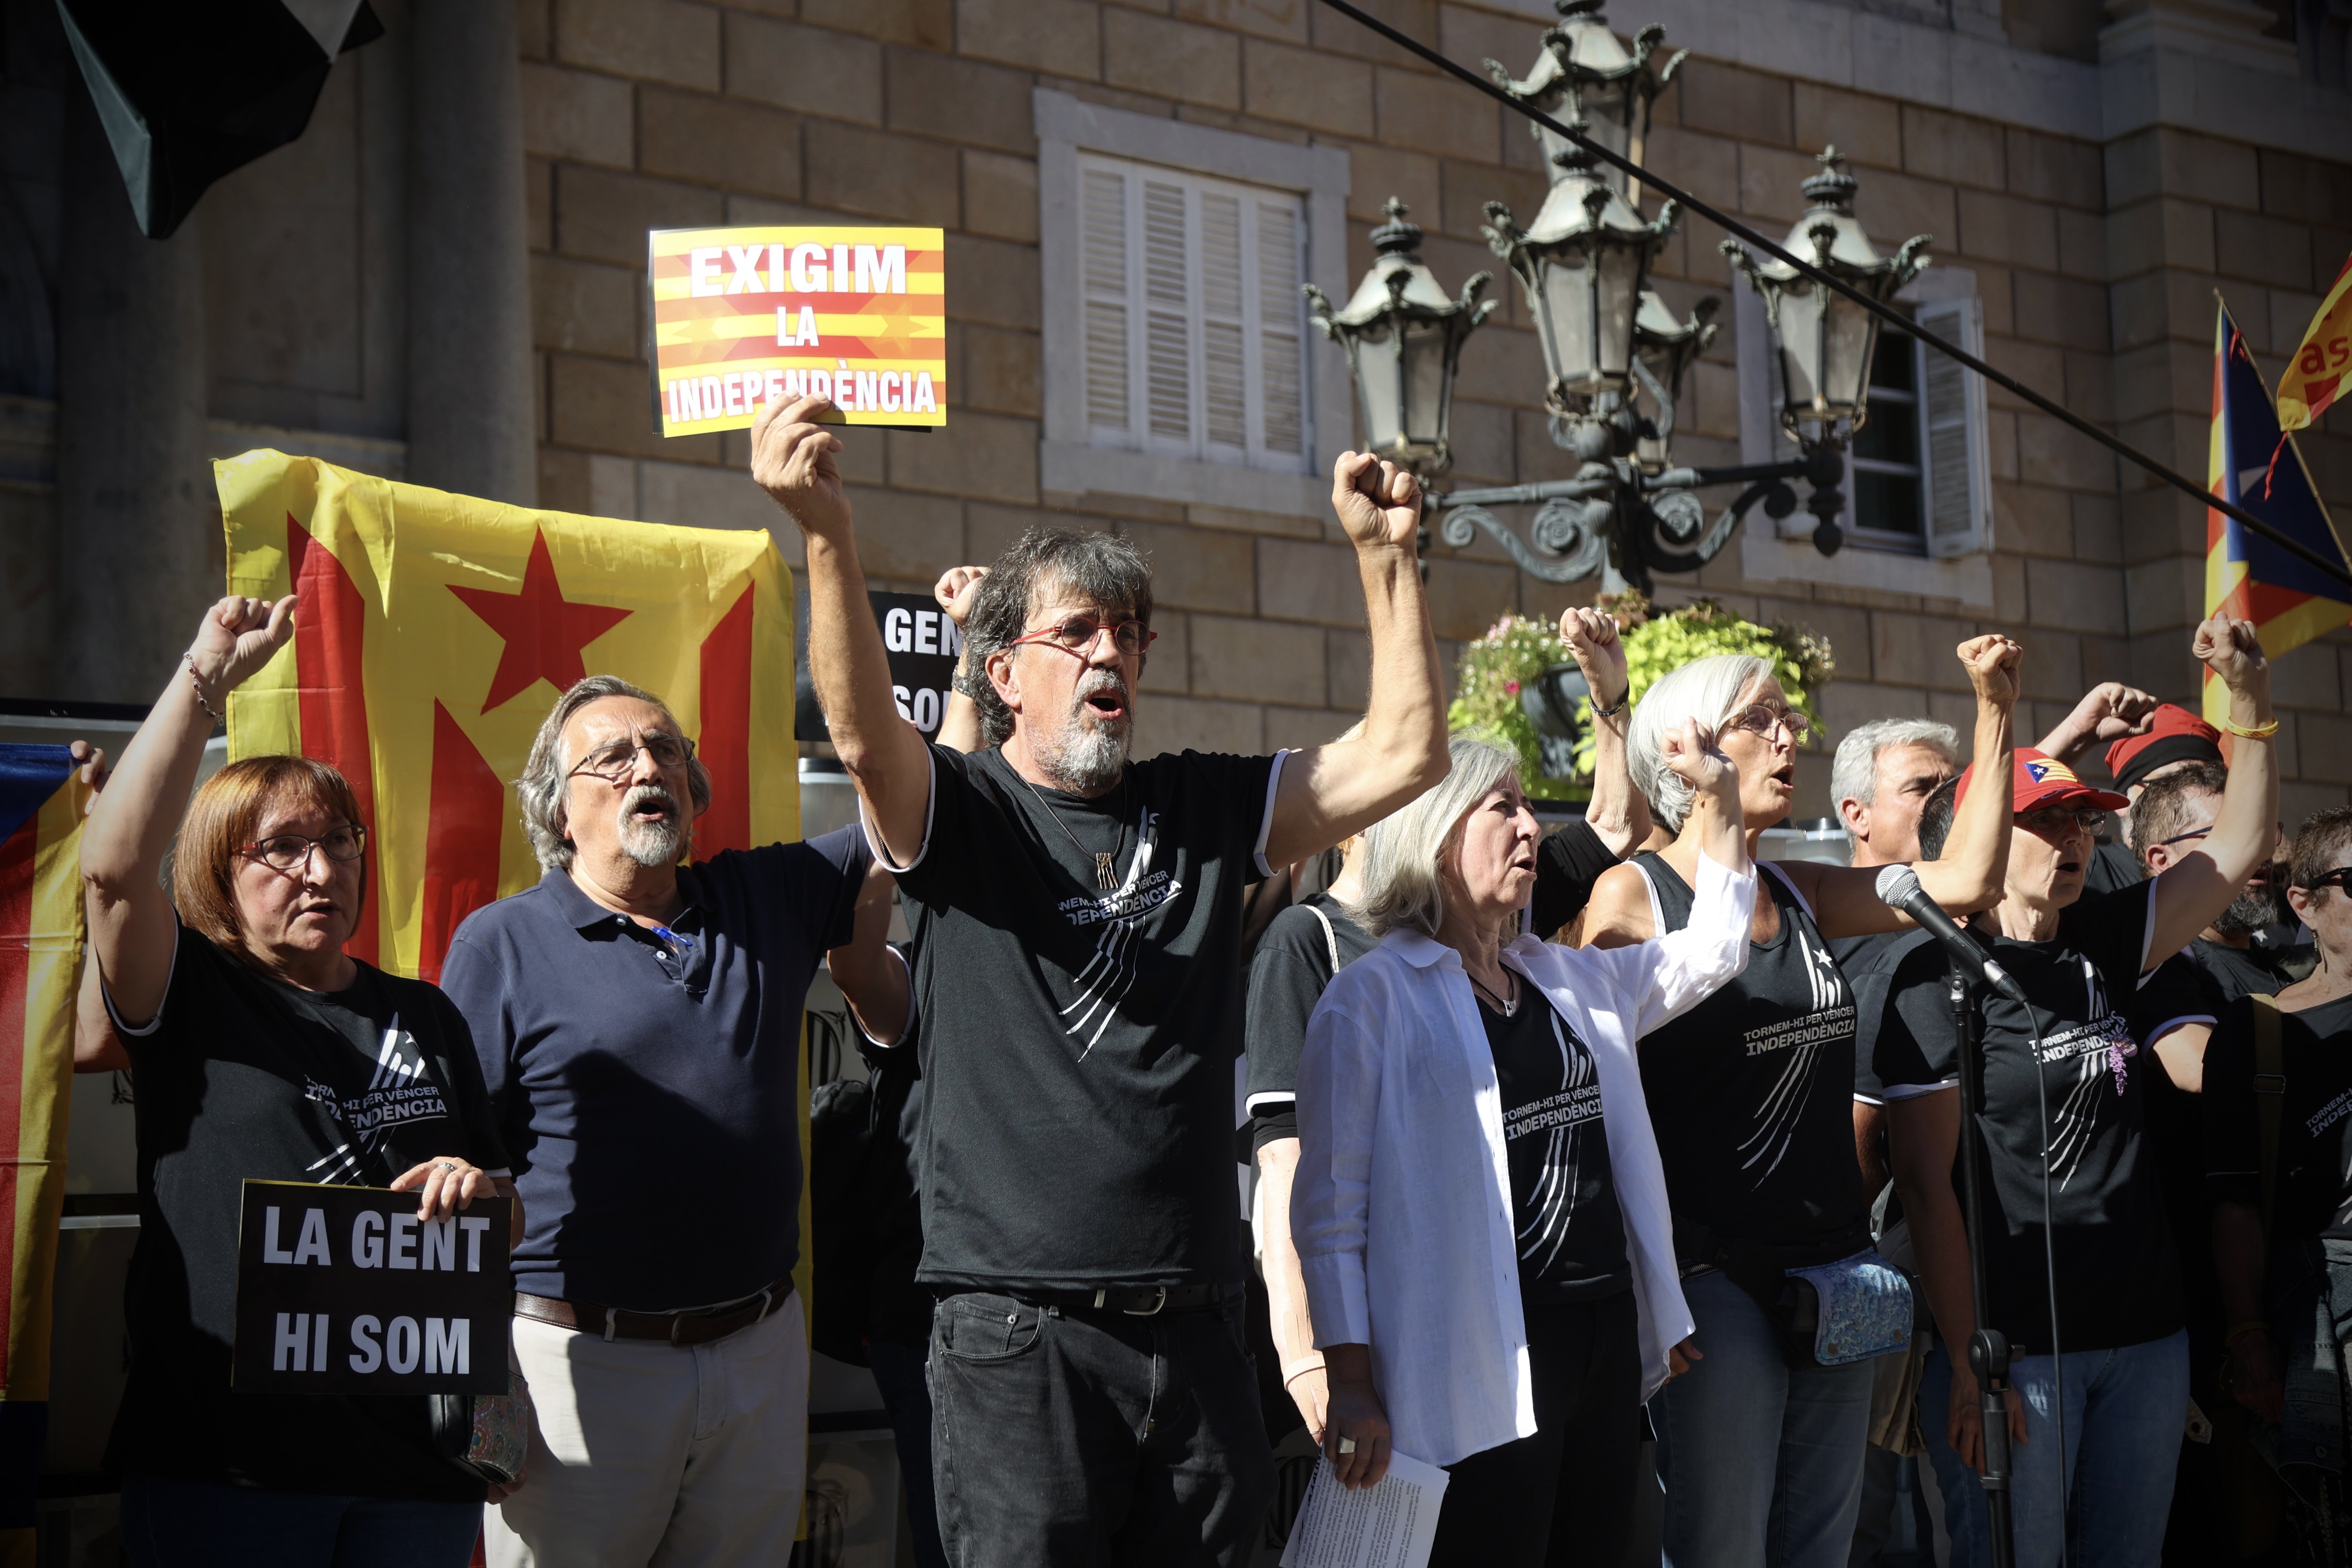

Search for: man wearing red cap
xmin=1871 ymin=611 xmax=2280 ymax=1568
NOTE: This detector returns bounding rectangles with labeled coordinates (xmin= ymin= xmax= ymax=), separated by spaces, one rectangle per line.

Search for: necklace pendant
xmin=1095 ymin=851 xmax=1116 ymax=892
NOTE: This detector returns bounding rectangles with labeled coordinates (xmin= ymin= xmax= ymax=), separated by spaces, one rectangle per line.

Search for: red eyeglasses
xmin=1008 ymin=616 xmax=1158 ymax=658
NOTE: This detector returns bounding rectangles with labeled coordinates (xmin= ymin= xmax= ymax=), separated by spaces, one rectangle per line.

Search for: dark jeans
xmin=120 ymin=1473 xmax=480 ymax=1568
xmin=1429 ymin=1289 xmax=1643 ymax=1568
xmin=927 ymin=1288 xmax=1275 ymax=1568
xmin=870 ymin=1335 xmax=949 ymax=1568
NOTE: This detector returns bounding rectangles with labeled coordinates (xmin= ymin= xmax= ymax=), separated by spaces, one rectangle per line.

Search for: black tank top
xmin=1633 ymin=853 xmax=1868 ymax=1262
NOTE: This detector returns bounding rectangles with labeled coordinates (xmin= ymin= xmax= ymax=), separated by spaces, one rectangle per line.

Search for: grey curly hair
xmin=518 ymin=675 xmax=713 ymax=871
xmin=956 ymin=527 xmax=1155 ymax=749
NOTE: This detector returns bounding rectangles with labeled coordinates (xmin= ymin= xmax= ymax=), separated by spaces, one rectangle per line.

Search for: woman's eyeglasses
xmin=570 ymin=733 xmax=698 ymax=781
xmin=244 ymin=825 xmax=368 ymax=871
xmin=1725 ymin=704 xmax=1810 ymax=742
xmin=1009 ymin=616 xmax=1157 ymax=658
xmin=2300 ymin=867 xmax=2352 ymax=895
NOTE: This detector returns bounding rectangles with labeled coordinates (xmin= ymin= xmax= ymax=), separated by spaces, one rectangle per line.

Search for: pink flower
xmin=1504 ymin=680 xmax=1520 ymax=695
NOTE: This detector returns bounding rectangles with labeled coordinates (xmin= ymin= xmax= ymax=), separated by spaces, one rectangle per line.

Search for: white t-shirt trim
xmin=859 ymin=750 xmax=940 ymax=876
xmin=100 ymin=936 xmax=178 ymax=1039
xmin=1245 ymin=1090 xmax=1297 ymax=1114
xmin=1880 ymin=1078 xmax=1959 ymax=1102
xmin=1253 ymin=750 xmax=1292 ymax=880
xmin=851 ymin=945 xmax=917 ymax=1049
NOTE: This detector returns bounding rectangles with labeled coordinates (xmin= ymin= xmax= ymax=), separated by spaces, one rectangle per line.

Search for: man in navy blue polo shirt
xmin=439 ymin=673 xmax=899 ymax=1568
xmin=750 ymin=391 xmax=1451 ymax=1568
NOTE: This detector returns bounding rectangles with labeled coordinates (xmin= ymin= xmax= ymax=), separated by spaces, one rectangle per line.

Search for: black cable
xmin=1307 ymin=0 xmax=2352 ymax=595
xmin=2025 ymin=1012 xmax=2072 ymax=1568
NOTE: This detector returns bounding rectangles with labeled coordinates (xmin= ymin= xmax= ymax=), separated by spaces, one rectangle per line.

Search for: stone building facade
xmin=5 ymin=0 xmax=2352 ymax=821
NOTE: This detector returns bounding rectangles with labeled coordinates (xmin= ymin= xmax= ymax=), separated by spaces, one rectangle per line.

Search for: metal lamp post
xmin=1302 ymin=199 xmax=1496 ymax=476
xmin=1724 ymin=147 xmax=1930 ymax=554
xmin=1486 ymin=0 xmax=1684 ymax=197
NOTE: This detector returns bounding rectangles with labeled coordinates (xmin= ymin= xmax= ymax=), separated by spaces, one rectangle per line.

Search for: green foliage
xmin=1447 ymin=592 xmax=1837 ymax=795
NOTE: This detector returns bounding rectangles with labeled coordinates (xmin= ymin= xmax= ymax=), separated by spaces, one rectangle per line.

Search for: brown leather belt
xmin=514 ymin=1277 xmax=793 ymax=1347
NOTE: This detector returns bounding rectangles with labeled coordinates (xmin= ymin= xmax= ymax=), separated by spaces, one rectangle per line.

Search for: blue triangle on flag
xmin=0 ymin=744 xmax=75 ymax=850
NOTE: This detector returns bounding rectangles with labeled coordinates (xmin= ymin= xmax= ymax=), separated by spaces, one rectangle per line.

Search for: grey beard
xmin=2213 ymin=881 xmax=2281 ymax=936
xmin=1030 ymin=704 xmax=1131 ymax=794
xmin=617 ymin=784 xmax=689 ymax=867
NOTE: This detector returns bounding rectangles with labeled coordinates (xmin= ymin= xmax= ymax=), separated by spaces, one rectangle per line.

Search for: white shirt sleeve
xmin=1291 ymin=979 xmax=1376 ymax=1349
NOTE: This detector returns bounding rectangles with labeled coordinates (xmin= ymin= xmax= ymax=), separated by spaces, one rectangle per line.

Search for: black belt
xmin=1015 ymin=1283 xmax=1233 ymax=1317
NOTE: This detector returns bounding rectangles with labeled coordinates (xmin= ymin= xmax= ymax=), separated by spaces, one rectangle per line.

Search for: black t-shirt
xmin=2083 ymin=839 xmax=2141 ymax=899
xmin=2204 ymin=992 xmax=2352 ymax=1249
xmin=892 ymin=744 xmax=1279 ymax=1292
xmin=2193 ymin=937 xmax=2301 ymax=1004
xmin=1242 ymin=891 xmax=1377 ymax=1154
xmin=1482 ymin=994 xmax=1631 ymax=1303
xmin=1528 ymin=818 xmax=1620 ymax=941
xmin=1635 ymin=857 xmax=1869 ymax=1261
xmin=1836 ymin=930 xmax=1909 ymax=1107
xmin=110 ymin=925 xmax=508 ymax=1499
xmin=2127 ymin=952 xmax=2227 ymax=1340
xmin=1872 ymin=879 xmax=2180 ymax=1354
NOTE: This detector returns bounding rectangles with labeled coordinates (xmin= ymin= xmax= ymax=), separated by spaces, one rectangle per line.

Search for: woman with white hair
xmin=1292 ymin=725 xmax=1754 ymax=1566
xmin=1578 ymin=635 xmax=2022 ymax=1568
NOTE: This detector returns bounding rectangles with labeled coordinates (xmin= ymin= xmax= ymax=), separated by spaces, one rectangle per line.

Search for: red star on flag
xmin=449 ymin=529 xmax=634 ymax=713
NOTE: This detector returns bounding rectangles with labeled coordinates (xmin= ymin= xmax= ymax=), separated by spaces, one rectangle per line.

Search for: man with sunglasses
xmin=438 ymin=674 xmax=911 ymax=1568
xmin=750 ymin=392 xmax=1448 ymax=1567
xmin=1871 ymin=611 xmax=2280 ymax=1568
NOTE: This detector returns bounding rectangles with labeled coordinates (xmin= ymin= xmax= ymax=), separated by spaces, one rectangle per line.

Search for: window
xmin=1733 ymin=267 xmax=1993 ymax=603
xmin=1036 ymin=90 xmax=1351 ymax=518
xmin=1077 ymin=156 xmax=1310 ymax=474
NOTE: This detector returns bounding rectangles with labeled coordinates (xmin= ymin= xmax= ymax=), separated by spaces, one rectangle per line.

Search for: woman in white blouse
xmin=1292 ymin=726 xmax=1755 ymax=1567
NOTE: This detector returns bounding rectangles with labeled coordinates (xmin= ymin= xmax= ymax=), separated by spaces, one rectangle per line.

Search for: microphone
xmin=1873 ymin=864 xmax=2029 ymax=1007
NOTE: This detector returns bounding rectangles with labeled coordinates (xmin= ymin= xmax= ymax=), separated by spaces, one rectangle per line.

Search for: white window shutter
xmin=1914 ymin=294 xmax=1990 ymax=559
xmin=1140 ymin=180 xmax=1193 ymax=446
xmin=1080 ymin=167 xmax=1131 ymax=436
xmin=1199 ymin=191 xmax=1248 ymax=454
xmin=1256 ymin=201 xmax=1305 ymax=458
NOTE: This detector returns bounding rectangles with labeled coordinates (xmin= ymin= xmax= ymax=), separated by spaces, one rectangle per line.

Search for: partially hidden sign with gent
xmin=648 ymin=225 xmax=946 ymax=437
xmin=234 ymin=1182 xmax=511 ymax=1395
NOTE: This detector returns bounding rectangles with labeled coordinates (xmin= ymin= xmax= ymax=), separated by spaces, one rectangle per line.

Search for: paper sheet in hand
xmin=1279 ymin=1451 xmax=1449 ymax=1568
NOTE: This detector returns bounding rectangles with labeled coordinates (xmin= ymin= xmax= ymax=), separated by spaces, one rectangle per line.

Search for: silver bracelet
xmin=183 ymin=653 xmax=224 ymax=723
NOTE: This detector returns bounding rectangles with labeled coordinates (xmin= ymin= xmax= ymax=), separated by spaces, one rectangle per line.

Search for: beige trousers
xmin=484 ymin=1290 xmax=808 ymax=1568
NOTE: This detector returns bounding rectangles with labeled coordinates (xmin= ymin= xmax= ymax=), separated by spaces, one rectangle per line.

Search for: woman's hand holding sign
xmin=390 ymin=1157 xmax=488 ymax=1222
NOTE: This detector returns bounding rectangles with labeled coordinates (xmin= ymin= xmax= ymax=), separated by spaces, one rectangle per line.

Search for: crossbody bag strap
xmin=1303 ymin=903 xmax=1341 ymax=978
xmin=2253 ymin=992 xmax=2285 ymax=1241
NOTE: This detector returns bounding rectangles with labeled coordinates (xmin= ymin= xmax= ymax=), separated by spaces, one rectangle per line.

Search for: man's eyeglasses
xmin=1726 ymin=704 xmax=1810 ymax=742
xmin=2019 ymin=805 xmax=2107 ymax=835
xmin=2157 ymin=821 xmax=2285 ymax=848
xmin=2300 ymin=867 xmax=2352 ymax=895
xmin=1009 ymin=616 xmax=1157 ymax=659
xmin=244 ymin=825 xmax=368 ymax=872
xmin=570 ymin=733 xmax=697 ymax=781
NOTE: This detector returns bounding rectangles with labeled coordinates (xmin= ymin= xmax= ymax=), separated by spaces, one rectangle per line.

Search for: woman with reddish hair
xmin=83 ymin=595 xmax=514 ymax=1568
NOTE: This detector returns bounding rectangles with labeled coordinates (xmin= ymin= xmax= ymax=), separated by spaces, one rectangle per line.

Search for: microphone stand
xmin=1948 ymin=956 xmax=2017 ymax=1568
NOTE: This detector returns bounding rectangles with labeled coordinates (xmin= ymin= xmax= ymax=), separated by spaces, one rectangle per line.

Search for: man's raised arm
xmin=751 ymin=395 xmax=932 ymax=864
xmin=1261 ymin=453 xmax=1450 ymax=868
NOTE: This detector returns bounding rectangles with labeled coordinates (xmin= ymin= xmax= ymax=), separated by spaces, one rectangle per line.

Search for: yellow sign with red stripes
xmin=648 ymin=225 xmax=946 ymax=436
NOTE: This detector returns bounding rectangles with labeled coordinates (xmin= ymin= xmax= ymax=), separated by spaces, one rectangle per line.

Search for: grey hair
xmin=1830 ymin=718 xmax=1960 ymax=814
xmin=1354 ymin=734 xmax=1521 ymax=940
xmin=518 ymin=675 xmax=713 ymax=871
xmin=958 ymin=527 xmax=1155 ymax=749
xmin=1629 ymin=653 xmax=1771 ymax=834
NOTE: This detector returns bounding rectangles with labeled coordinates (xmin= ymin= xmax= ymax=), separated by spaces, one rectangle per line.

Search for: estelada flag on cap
xmin=0 ymin=745 xmax=93 ymax=1558
xmin=2105 ymin=704 xmax=2223 ymax=794
xmin=1957 ymin=748 xmax=2129 ymax=815
xmin=2204 ymin=299 xmax=2352 ymax=728
xmin=2279 ymin=251 xmax=2352 ymax=434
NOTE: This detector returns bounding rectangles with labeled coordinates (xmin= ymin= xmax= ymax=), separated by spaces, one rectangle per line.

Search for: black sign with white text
xmin=233 ymin=1181 xmax=511 ymax=1395
xmin=796 ymin=590 xmax=964 ymax=743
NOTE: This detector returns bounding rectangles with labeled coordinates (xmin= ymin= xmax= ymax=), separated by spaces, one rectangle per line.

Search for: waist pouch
xmin=1700 ymin=1236 xmax=1912 ymax=1369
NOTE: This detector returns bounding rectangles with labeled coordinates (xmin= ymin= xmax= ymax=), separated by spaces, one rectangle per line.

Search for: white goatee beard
xmin=617 ymin=784 xmax=689 ymax=867
xmin=1030 ymin=674 xmax=1131 ymax=794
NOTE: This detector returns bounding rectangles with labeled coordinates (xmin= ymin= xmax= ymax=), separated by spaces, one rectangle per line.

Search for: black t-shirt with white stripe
xmin=1482 ymin=994 xmax=1631 ymax=1303
xmin=1871 ymin=879 xmax=2179 ymax=1354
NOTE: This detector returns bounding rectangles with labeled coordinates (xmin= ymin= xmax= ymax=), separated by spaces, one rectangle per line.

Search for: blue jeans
xmin=1652 ymin=1268 xmax=1878 ymax=1568
xmin=121 ymin=1473 xmax=480 ymax=1568
xmin=1918 ymin=1330 xmax=2188 ymax=1568
xmin=869 ymin=1335 xmax=949 ymax=1568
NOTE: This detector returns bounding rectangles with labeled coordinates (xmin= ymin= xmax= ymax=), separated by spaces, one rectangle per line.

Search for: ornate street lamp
xmin=1302 ymin=199 xmax=1496 ymax=476
xmin=1483 ymin=141 xmax=1676 ymax=412
xmin=1486 ymin=0 xmax=1684 ymax=196
xmin=1723 ymin=147 xmax=1930 ymax=551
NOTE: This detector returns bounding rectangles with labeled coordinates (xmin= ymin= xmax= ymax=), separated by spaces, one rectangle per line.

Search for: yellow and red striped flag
xmin=2280 ymin=251 xmax=2352 ymax=433
xmin=0 ymin=747 xmax=91 ymax=1563
xmin=215 ymin=450 xmax=810 ymax=1299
